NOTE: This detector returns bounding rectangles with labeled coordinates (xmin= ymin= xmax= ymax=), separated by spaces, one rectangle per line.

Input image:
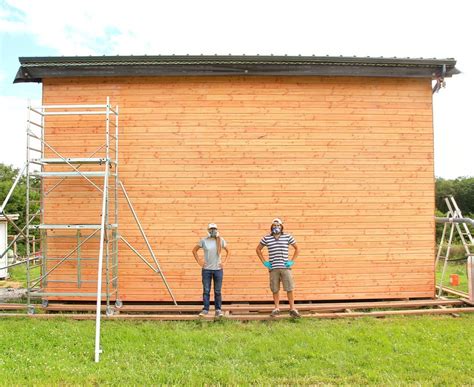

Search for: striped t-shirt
xmin=259 ymin=233 xmax=296 ymax=269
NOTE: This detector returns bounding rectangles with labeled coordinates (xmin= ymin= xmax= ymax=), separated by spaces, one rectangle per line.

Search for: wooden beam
xmin=436 ymin=286 xmax=469 ymax=298
xmin=308 ymin=307 xmax=474 ymax=319
xmin=1 ymin=307 xmax=474 ymax=320
xmin=436 ymin=298 xmax=460 ymax=317
xmin=0 ymin=304 xmax=27 ymax=311
xmin=38 ymin=298 xmax=463 ymax=314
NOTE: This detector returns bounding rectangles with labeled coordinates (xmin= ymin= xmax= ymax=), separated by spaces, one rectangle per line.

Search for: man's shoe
xmin=199 ymin=310 xmax=209 ymax=317
xmin=215 ymin=309 xmax=224 ymax=318
xmin=289 ymin=309 xmax=301 ymax=318
xmin=270 ymin=308 xmax=281 ymax=317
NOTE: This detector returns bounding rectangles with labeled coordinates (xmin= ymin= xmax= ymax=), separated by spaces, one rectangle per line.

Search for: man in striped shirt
xmin=256 ymin=218 xmax=301 ymax=317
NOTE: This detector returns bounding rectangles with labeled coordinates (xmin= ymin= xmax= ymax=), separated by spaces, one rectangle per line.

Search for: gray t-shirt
xmin=199 ymin=237 xmax=227 ymax=270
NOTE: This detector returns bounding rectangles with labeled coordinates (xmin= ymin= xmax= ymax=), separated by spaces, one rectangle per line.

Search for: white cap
xmin=208 ymin=223 xmax=218 ymax=229
xmin=272 ymin=218 xmax=283 ymax=225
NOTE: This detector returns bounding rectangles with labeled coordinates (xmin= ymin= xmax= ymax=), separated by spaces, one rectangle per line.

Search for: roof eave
xmin=13 ymin=55 xmax=460 ymax=83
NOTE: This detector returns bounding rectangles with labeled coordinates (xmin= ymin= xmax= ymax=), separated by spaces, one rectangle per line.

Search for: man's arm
xmin=290 ymin=243 xmax=299 ymax=261
xmin=192 ymin=245 xmax=204 ymax=267
xmin=256 ymin=243 xmax=266 ymax=264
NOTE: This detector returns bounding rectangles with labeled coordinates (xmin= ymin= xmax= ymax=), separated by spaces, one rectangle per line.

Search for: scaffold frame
xmin=0 ymin=97 xmax=179 ymax=362
xmin=25 ymin=98 xmax=119 ymax=362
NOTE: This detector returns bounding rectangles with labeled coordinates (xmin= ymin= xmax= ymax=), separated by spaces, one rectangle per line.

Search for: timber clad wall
xmin=42 ymin=76 xmax=435 ymax=302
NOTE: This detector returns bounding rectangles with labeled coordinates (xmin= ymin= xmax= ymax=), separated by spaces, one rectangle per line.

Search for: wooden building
xmin=14 ymin=55 xmax=459 ymax=303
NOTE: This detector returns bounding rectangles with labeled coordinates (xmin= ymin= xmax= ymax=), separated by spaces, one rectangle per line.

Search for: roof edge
xmin=13 ymin=55 xmax=460 ymax=83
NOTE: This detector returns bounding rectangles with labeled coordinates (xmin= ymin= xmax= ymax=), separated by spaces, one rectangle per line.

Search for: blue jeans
xmin=202 ymin=269 xmax=223 ymax=311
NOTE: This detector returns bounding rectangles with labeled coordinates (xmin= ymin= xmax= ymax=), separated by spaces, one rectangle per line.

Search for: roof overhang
xmin=13 ymin=55 xmax=460 ymax=83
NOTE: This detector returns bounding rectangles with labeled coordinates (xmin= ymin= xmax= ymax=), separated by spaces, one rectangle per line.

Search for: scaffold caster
xmin=41 ymin=299 xmax=49 ymax=308
xmin=106 ymin=306 xmax=114 ymax=317
xmin=115 ymin=299 xmax=123 ymax=309
xmin=27 ymin=305 xmax=36 ymax=315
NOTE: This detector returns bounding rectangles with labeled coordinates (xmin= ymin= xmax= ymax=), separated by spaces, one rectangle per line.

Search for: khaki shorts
xmin=269 ymin=268 xmax=295 ymax=293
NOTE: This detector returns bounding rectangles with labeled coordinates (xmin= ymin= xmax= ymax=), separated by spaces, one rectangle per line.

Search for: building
xmin=14 ymin=55 xmax=459 ymax=303
xmin=0 ymin=214 xmax=19 ymax=279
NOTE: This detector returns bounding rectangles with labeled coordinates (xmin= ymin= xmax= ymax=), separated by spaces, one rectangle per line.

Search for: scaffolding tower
xmin=27 ymin=98 xmax=119 ymax=362
xmin=1 ymin=97 xmax=177 ymax=362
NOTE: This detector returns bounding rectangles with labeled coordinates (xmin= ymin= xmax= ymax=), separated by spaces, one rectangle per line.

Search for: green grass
xmin=0 ymin=316 xmax=473 ymax=385
xmin=6 ymin=264 xmax=40 ymax=288
xmin=436 ymin=261 xmax=469 ymax=293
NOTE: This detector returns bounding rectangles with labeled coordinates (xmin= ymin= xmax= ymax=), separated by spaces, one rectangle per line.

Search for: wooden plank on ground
xmin=436 ymin=286 xmax=469 ymax=298
xmin=23 ymin=298 xmax=464 ymax=313
xmin=1 ymin=307 xmax=474 ymax=320
xmin=0 ymin=304 xmax=28 ymax=311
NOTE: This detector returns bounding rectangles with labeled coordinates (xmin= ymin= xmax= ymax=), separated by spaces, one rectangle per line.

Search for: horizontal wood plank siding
xmin=42 ymin=76 xmax=435 ymax=302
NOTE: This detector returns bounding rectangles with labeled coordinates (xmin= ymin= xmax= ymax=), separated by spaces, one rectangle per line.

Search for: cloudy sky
xmin=0 ymin=0 xmax=472 ymax=178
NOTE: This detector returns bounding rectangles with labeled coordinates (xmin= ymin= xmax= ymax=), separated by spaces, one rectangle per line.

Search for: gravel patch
xmin=0 ymin=287 xmax=27 ymax=302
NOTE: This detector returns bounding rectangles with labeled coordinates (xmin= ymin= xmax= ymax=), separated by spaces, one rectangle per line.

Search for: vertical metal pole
xmin=113 ymin=105 xmax=119 ymax=292
xmin=105 ymin=98 xmax=111 ymax=311
xmin=77 ymin=230 xmax=81 ymax=288
xmin=13 ymin=236 xmax=17 ymax=258
xmin=94 ymin=166 xmax=109 ymax=363
xmin=468 ymin=256 xmax=474 ymax=303
xmin=40 ymin=106 xmax=45 ymax=294
xmin=26 ymin=100 xmax=31 ymax=310
xmin=42 ymin=230 xmax=48 ymax=287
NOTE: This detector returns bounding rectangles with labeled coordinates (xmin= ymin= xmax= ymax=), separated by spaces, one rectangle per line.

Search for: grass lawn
xmin=0 ymin=315 xmax=473 ymax=385
xmin=436 ymin=261 xmax=469 ymax=293
xmin=3 ymin=264 xmax=40 ymax=288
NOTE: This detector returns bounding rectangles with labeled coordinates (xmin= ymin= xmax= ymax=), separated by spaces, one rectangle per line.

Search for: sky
xmin=0 ymin=0 xmax=472 ymax=179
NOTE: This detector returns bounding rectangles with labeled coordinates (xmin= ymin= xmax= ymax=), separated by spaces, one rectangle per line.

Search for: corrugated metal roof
xmin=14 ymin=55 xmax=459 ymax=83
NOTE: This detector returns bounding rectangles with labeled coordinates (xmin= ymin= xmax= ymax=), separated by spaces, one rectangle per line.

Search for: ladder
xmin=435 ymin=196 xmax=474 ymax=298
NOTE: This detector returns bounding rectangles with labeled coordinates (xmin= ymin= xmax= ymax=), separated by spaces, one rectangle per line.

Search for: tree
xmin=436 ymin=176 xmax=474 ymax=216
xmin=435 ymin=178 xmax=455 ymax=213
xmin=435 ymin=176 xmax=474 ymax=242
xmin=0 ymin=163 xmax=40 ymax=255
xmin=452 ymin=177 xmax=474 ymax=215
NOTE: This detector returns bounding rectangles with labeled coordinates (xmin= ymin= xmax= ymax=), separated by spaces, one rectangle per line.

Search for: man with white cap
xmin=192 ymin=223 xmax=229 ymax=317
xmin=256 ymin=218 xmax=301 ymax=317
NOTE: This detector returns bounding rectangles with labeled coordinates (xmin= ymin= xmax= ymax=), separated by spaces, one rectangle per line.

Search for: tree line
xmin=436 ymin=177 xmax=474 ymax=216
xmin=435 ymin=177 xmax=474 ymax=243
